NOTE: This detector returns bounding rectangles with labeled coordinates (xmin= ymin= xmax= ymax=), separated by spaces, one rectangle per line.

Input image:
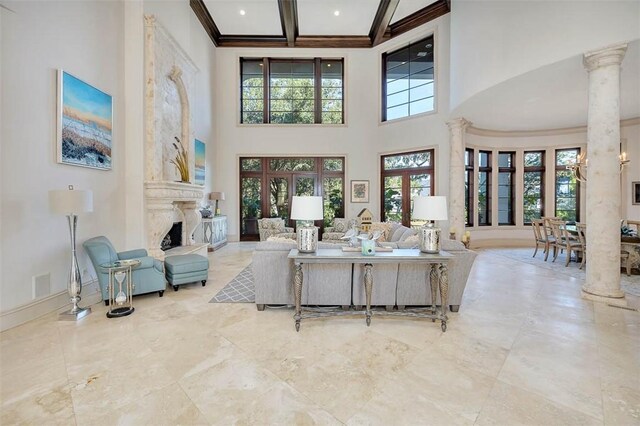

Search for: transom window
xmin=382 ymin=35 xmax=435 ymax=122
xmin=240 ymin=58 xmax=344 ymax=125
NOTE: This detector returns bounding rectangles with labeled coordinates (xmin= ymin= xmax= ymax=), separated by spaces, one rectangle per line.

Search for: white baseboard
xmin=469 ymin=239 xmax=533 ymax=249
xmin=0 ymin=279 xmax=101 ymax=332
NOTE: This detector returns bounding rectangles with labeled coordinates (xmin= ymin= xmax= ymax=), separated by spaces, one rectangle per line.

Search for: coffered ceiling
xmin=191 ymin=0 xmax=449 ymax=48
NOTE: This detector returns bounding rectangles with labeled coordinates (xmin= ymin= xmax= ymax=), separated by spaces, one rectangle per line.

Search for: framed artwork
xmin=57 ymin=70 xmax=113 ymax=170
xmin=194 ymin=139 xmax=205 ymax=186
xmin=633 ymin=181 xmax=640 ymax=205
xmin=351 ymin=180 xmax=369 ymax=203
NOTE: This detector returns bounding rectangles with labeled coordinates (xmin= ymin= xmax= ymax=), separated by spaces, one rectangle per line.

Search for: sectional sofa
xmin=252 ymin=238 xmax=477 ymax=312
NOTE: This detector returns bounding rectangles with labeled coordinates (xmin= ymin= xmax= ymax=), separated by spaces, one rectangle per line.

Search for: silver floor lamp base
xmin=58 ymin=214 xmax=91 ymax=321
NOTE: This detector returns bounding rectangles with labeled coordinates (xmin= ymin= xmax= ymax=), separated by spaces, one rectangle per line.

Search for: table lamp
xmin=291 ymin=196 xmax=324 ymax=253
xmin=209 ymin=192 xmax=225 ymax=216
xmin=49 ymin=185 xmax=93 ymax=320
xmin=412 ymin=196 xmax=448 ymax=253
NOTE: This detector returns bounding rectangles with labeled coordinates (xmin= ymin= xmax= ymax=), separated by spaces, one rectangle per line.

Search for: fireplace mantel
xmin=145 ymin=181 xmax=204 ymax=201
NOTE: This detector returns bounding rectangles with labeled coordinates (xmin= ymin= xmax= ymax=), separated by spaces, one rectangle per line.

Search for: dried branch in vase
xmin=171 ymin=136 xmax=190 ymax=182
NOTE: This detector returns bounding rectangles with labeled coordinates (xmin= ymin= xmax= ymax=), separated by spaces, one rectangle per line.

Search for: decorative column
xmin=446 ymin=118 xmax=471 ymax=241
xmin=582 ymin=44 xmax=627 ymax=305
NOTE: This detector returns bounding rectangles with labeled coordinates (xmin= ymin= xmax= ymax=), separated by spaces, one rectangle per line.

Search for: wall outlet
xmin=32 ymin=273 xmax=51 ymax=299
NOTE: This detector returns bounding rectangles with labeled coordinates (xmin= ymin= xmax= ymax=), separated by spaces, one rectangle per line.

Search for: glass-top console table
xmin=287 ymin=248 xmax=454 ymax=332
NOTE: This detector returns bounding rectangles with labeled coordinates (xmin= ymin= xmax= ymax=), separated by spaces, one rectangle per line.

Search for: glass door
xmin=269 ymin=176 xmax=291 ymax=223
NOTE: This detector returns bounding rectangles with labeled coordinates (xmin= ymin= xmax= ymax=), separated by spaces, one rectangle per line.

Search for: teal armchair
xmin=83 ymin=236 xmax=166 ymax=305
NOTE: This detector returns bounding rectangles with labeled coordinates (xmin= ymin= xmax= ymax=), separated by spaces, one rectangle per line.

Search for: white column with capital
xmin=582 ymin=44 xmax=627 ymax=304
xmin=446 ymin=118 xmax=471 ymax=240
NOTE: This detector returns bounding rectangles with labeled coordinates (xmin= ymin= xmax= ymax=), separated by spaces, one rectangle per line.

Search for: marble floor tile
xmin=1 ymin=244 xmax=638 ymax=425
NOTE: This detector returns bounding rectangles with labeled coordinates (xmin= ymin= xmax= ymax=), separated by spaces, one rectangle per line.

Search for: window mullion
xmin=263 ymin=58 xmax=270 ymax=124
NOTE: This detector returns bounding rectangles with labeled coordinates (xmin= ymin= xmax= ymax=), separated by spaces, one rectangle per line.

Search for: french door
xmin=240 ymin=157 xmax=345 ymax=240
xmin=381 ymin=150 xmax=435 ymax=227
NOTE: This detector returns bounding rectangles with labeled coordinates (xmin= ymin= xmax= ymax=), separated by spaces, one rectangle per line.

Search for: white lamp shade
xmin=412 ymin=196 xmax=447 ymax=221
xmin=290 ymin=196 xmax=324 ymax=221
xmin=49 ymin=188 xmax=93 ymax=215
xmin=210 ymin=192 xmax=225 ymax=201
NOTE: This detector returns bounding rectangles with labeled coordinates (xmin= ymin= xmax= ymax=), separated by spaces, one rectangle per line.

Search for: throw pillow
xmin=399 ymin=227 xmax=417 ymax=242
xmin=333 ymin=218 xmax=349 ymax=233
xmin=391 ymin=225 xmax=408 ymax=242
xmin=403 ymin=235 xmax=420 ymax=246
xmin=369 ymin=222 xmax=392 ymax=242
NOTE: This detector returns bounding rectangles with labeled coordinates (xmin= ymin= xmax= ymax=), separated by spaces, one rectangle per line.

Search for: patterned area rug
xmin=210 ymin=264 xmax=255 ymax=303
xmin=485 ymin=247 xmax=640 ymax=297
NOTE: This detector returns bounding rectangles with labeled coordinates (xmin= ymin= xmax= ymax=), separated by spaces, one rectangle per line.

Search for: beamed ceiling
xmin=191 ymin=0 xmax=450 ymax=48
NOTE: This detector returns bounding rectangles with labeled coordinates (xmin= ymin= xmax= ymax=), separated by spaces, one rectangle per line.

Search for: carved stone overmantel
xmin=143 ymin=15 xmax=203 ymax=260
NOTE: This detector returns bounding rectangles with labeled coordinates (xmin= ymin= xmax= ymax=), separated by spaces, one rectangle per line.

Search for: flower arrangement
xmin=171 ymin=136 xmax=190 ymax=182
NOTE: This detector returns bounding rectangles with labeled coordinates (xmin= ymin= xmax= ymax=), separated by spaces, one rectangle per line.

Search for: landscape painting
xmin=195 ymin=139 xmax=205 ymax=185
xmin=57 ymin=70 xmax=112 ymax=170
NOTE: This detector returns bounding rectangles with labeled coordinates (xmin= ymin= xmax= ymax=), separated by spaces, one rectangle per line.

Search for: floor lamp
xmin=49 ymin=185 xmax=93 ymax=320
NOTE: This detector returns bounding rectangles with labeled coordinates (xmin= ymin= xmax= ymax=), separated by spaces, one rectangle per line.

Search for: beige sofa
xmin=252 ymin=238 xmax=477 ymax=312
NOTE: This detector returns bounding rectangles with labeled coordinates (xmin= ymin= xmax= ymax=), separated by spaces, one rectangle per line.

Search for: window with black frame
xmin=478 ymin=151 xmax=492 ymax=226
xmin=555 ymin=148 xmax=580 ymax=222
xmin=382 ymin=35 xmax=435 ymax=122
xmin=498 ymin=152 xmax=515 ymax=225
xmin=240 ymin=58 xmax=343 ymax=125
xmin=465 ymin=148 xmax=474 ymax=226
xmin=523 ymin=151 xmax=545 ymax=224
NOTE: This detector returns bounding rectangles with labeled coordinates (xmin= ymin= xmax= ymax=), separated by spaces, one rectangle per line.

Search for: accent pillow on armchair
xmin=83 ymin=236 xmax=166 ymax=304
xmin=257 ymin=218 xmax=294 ymax=241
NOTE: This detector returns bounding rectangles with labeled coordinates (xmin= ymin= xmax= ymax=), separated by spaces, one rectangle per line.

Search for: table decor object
xmin=413 ymin=196 xmax=448 ymax=254
xmin=291 ymin=196 xmax=323 ymax=253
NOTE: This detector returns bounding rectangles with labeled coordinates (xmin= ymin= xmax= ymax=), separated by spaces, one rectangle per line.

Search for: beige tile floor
xmin=1 ymin=243 xmax=639 ymax=425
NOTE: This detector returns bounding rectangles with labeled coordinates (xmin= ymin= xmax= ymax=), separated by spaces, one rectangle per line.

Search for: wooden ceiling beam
xmin=218 ymin=35 xmax=289 ymax=48
xmin=389 ymin=0 xmax=450 ymax=38
xmin=278 ymin=0 xmax=298 ymax=47
xmin=295 ymin=36 xmax=372 ymax=49
xmin=369 ymin=0 xmax=400 ymax=47
xmin=190 ymin=0 xmax=220 ymax=46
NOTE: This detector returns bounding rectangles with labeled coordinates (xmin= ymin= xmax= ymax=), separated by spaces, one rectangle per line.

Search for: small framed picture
xmin=633 ymin=181 xmax=640 ymax=205
xmin=351 ymin=180 xmax=369 ymax=203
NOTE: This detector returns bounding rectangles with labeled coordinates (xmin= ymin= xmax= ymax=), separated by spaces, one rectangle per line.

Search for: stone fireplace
xmin=162 ymin=222 xmax=182 ymax=251
xmin=143 ymin=15 xmax=205 ymax=260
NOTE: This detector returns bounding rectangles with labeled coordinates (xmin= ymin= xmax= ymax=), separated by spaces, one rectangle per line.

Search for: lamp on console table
xmin=49 ymin=185 xmax=93 ymax=320
xmin=209 ymin=192 xmax=225 ymax=216
xmin=412 ymin=196 xmax=448 ymax=254
xmin=291 ymin=196 xmax=324 ymax=253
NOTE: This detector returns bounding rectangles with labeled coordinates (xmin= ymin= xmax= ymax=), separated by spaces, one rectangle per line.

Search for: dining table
xmin=563 ymin=224 xmax=639 ymax=273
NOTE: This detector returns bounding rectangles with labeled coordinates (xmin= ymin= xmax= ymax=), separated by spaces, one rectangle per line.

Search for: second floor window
xmin=240 ymin=58 xmax=344 ymax=125
xmin=382 ymin=35 xmax=435 ymax=122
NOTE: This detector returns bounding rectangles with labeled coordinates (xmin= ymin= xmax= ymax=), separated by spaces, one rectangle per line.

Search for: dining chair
xmin=560 ymin=223 xmax=584 ymax=267
xmin=626 ymin=220 xmax=640 ymax=234
xmin=621 ymin=250 xmax=631 ymax=276
xmin=576 ymin=223 xmax=587 ymax=269
xmin=548 ymin=219 xmax=566 ymax=262
xmin=541 ymin=217 xmax=558 ymax=261
xmin=531 ymin=219 xmax=547 ymax=258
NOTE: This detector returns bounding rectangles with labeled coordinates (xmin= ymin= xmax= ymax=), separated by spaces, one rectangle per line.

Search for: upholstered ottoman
xmin=164 ymin=254 xmax=209 ymax=291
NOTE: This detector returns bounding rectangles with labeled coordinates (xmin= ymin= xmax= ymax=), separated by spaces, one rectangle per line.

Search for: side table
xmin=100 ymin=259 xmax=140 ymax=318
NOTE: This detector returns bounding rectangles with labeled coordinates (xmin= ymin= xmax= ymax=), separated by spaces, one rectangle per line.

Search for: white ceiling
xmin=391 ymin=0 xmax=437 ymax=24
xmin=201 ymin=0 xmax=439 ymax=37
xmin=203 ymin=0 xmax=283 ymax=35
xmin=454 ymin=40 xmax=640 ymax=131
xmin=297 ymin=0 xmax=380 ymax=35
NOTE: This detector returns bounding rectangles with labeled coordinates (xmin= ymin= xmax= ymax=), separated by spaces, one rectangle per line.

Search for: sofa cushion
xmin=261 ymin=218 xmax=285 ymax=231
xmin=369 ymin=222 xmax=393 ymax=242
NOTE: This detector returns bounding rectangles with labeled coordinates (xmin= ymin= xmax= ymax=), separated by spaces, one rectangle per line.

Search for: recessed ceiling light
xmin=239 ymin=9 xmax=246 ymax=15
xmin=334 ymin=10 xmax=340 ymax=16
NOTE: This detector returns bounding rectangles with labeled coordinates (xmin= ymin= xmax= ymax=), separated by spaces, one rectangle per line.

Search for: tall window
xmin=498 ymin=152 xmax=515 ymax=225
xmin=523 ymin=151 xmax=545 ymax=224
xmin=465 ymin=148 xmax=474 ymax=226
xmin=555 ymin=148 xmax=580 ymax=221
xmin=239 ymin=157 xmax=345 ymax=240
xmin=240 ymin=58 xmax=344 ymax=124
xmin=478 ymin=151 xmax=492 ymax=226
xmin=381 ymin=150 xmax=435 ymax=227
xmin=382 ymin=35 xmax=435 ymax=122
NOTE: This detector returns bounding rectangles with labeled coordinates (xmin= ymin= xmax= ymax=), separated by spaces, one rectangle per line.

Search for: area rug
xmin=485 ymin=248 xmax=640 ymax=297
xmin=210 ymin=264 xmax=255 ymax=303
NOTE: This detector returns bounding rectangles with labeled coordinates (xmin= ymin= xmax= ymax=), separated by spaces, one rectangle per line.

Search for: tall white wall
xmin=215 ymin=16 xmax=452 ymax=240
xmin=450 ymin=0 xmax=640 ymax=111
xmin=1 ymin=1 xmax=125 ymax=313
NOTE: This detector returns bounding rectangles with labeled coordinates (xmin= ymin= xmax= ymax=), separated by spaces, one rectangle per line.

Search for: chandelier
xmin=567 ymin=152 xmax=629 ymax=183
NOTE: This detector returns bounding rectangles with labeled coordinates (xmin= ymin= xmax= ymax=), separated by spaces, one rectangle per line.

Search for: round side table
xmin=100 ymin=259 xmax=140 ymax=318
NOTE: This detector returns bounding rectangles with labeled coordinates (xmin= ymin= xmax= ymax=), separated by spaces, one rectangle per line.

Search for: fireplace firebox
xmin=161 ymin=222 xmax=182 ymax=251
